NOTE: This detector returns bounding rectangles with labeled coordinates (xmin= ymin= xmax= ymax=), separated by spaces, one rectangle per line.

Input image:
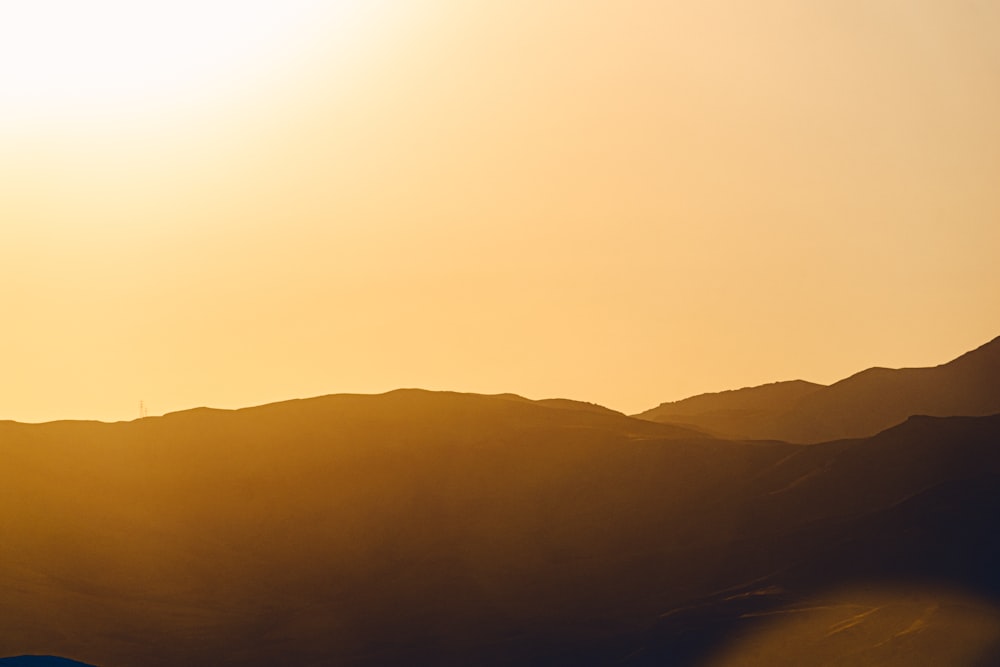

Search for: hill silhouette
xmin=636 ymin=335 xmax=1000 ymax=442
xmin=3 ymin=389 xmax=999 ymax=665
xmin=634 ymin=380 xmax=825 ymax=438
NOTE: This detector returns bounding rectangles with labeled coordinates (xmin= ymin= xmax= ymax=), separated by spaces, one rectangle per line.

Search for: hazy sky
xmin=2 ymin=1 xmax=999 ymax=422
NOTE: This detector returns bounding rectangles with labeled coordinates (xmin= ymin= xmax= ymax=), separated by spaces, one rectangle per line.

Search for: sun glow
xmin=0 ymin=1 xmax=376 ymax=125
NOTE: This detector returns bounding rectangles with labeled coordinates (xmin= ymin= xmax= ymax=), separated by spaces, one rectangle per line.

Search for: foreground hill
xmin=636 ymin=335 xmax=1000 ymax=442
xmin=2 ymin=390 xmax=999 ymax=665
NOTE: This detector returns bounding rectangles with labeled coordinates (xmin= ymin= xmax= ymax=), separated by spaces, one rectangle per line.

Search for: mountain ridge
xmin=3 ymin=394 xmax=1000 ymax=665
xmin=635 ymin=335 xmax=1000 ymax=442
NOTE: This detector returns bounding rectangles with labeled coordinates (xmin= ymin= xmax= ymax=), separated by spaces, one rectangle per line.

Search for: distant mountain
xmin=634 ymin=380 xmax=824 ymax=437
xmin=489 ymin=392 xmax=625 ymax=416
xmin=636 ymin=335 xmax=1000 ymax=442
xmin=3 ymin=389 xmax=999 ymax=665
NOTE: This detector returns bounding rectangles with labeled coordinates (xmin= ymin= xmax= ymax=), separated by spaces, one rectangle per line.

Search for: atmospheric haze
xmin=2 ymin=1 xmax=999 ymax=422
xmin=3 ymin=7 xmax=1000 ymax=663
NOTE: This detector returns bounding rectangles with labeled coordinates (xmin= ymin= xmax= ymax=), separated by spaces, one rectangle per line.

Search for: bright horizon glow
xmin=0 ymin=1 xmax=373 ymax=125
xmin=1 ymin=1 xmax=998 ymax=423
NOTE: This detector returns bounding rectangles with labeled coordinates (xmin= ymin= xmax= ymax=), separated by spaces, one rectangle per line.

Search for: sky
xmin=2 ymin=1 xmax=999 ymax=422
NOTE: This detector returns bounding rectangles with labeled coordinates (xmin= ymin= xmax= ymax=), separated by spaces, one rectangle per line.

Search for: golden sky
xmin=2 ymin=1 xmax=999 ymax=422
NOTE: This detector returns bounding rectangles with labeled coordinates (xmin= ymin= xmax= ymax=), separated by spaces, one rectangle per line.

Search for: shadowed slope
xmin=0 ymin=390 xmax=723 ymax=667
xmin=636 ymin=335 xmax=1000 ymax=443
xmin=2 ymin=392 xmax=999 ymax=666
xmin=606 ymin=415 xmax=1000 ymax=666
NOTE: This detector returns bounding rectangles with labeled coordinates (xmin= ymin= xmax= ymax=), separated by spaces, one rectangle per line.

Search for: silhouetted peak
xmin=823 ymin=336 xmax=1000 ymax=386
xmin=943 ymin=334 xmax=1000 ymax=368
xmin=534 ymin=398 xmax=623 ymax=416
xmin=828 ymin=365 xmax=896 ymax=386
xmin=635 ymin=379 xmax=824 ymax=418
xmin=159 ymin=406 xmax=230 ymax=419
xmin=150 ymin=390 xmax=628 ymax=425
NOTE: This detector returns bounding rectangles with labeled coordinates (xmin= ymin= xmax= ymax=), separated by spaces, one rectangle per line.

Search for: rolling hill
xmin=636 ymin=335 xmax=1000 ymax=442
xmin=3 ymin=389 xmax=999 ymax=665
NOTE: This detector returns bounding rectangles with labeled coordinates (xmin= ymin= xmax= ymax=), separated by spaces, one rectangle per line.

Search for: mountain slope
xmin=636 ymin=335 xmax=1000 ymax=443
xmin=2 ymin=391 xmax=999 ymax=666
xmin=634 ymin=380 xmax=825 ymax=438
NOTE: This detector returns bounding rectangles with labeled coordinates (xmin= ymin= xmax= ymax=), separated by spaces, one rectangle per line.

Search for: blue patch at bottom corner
xmin=0 ymin=657 xmax=99 ymax=667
